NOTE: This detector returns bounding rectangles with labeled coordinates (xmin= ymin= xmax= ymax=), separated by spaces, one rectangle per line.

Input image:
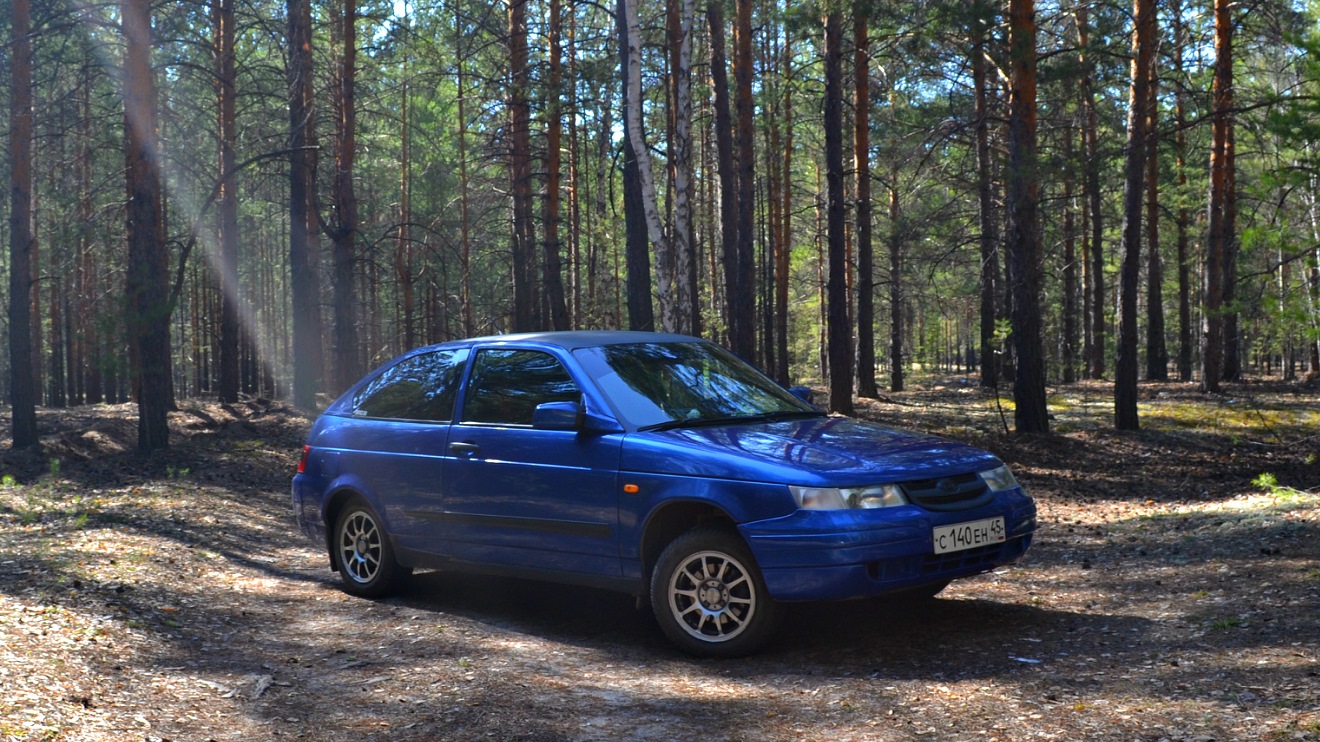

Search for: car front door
xmin=441 ymin=348 xmax=623 ymax=578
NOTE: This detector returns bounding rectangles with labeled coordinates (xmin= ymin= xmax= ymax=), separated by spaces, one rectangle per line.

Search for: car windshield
xmin=574 ymin=341 xmax=820 ymax=430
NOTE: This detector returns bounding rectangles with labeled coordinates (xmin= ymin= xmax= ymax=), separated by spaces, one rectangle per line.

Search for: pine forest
xmin=5 ymin=0 xmax=1320 ymax=449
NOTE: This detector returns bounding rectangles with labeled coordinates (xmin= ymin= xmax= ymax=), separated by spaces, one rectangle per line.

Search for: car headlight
xmin=789 ymin=484 xmax=907 ymax=510
xmin=979 ymin=464 xmax=1020 ymax=492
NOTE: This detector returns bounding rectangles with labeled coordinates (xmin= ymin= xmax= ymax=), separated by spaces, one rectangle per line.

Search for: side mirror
xmin=532 ymin=401 xmax=581 ymax=431
xmin=787 ymin=385 xmax=815 ymax=405
xmin=532 ymin=400 xmax=625 ymax=434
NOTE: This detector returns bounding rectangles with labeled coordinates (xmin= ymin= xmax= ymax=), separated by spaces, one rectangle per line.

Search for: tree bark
xmin=972 ymin=3 xmax=999 ymax=389
xmin=287 ymin=0 xmax=322 ymax=411
xmin=1006 ymin=0 xmax=1048 ymax=434
xmin=9 ymin=0 xmax=38 ymax=447
xmin=1062 ymin=119 xmax=1077 ymax=384
xmin=509 ymin=0 xmax=537 ymax=331
xmin=888 ymin=163 xmax=904 ymax=393
xmin=216 ymin=0 xmax=241 ymax=403
xmin=617 ymin=0 xmax=653 ymax=331
xmin=1144 ymin=24 xmax=1168 ymax=383
xmin=622 ymin=0 xmax=672 ymax=330
xmin=542 ymin=0 xmax=570 ymax=330
xmin=669 ymin=0 xmax=696 ymax=334
xmin=1172 ymin=0 xmax=1193 ymax=382
xmin=1115 ymin=0 xmax=1155 ymax=431
xmin=730 ymin=0 xmax=756 ymax=360
xmin=855 ymin=0 xmax=877 ymax=398
xmin=1077 ymin=5 xmax=1106 ymax=380
xmin=331 ymin=0 xmax=361 ymax=392
xmin=1203 ymin=0 xmax=1233 ymax=393
xmin=122 ymin=0 xmax=171 ymax=450
xmin=708 ymin=0 xmax=738 ymax=345
xmin=824 ymin=9 xmax=853 ymax=415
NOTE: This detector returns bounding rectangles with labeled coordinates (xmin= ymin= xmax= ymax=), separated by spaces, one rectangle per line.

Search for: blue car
xmin=292 ymin=331 xmax=1036 ymax=657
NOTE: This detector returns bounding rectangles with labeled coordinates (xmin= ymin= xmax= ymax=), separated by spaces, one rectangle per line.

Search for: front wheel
xmin=650 ymin=526 xmax=781 ymax=658
xmin=333 ymin=499 xmax=409 ymax=598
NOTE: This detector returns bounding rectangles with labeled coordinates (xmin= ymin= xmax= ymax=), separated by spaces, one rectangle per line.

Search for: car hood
xmin=621 ymin=416 xmax=1000 ymax=485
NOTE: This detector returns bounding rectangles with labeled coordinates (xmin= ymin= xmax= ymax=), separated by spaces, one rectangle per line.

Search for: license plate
xmin=932 ymin=517 xmax=1006 ymax=554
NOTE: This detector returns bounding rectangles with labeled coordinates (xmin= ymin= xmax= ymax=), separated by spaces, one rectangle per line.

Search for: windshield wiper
xmin=639 ymin=410 xmax=822 ymax=432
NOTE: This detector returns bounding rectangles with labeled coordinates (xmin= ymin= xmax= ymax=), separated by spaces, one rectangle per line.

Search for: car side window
xmin=351 ymin=349 xmax=468 ymax=421
xmin=461 ymin=349 xmax=579 ymax=426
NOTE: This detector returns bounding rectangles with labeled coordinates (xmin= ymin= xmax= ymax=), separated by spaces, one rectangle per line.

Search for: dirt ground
xmin=1 ymin=379 xmax=1317 ymax=741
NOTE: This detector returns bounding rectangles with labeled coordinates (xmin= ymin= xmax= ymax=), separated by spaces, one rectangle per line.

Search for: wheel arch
xmin=322 ymin=486 xmax=367 ymax=571
xmin=639 ymin=500 xmax=740 ymax=584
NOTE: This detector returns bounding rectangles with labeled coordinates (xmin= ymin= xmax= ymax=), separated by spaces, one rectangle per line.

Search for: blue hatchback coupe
xmin=292 ymin=331 xmax=1036 ymax=657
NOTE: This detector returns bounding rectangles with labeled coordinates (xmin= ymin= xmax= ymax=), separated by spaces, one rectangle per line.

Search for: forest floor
xmin=1 ymin=377 xmax=1318 ymax=741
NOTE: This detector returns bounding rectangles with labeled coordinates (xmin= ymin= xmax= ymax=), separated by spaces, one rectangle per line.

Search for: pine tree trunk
xmin=617 ymin=0 xmax=653 ymax=331
xmin=9 ymin=0 xmax=38 ymax=447
xmin=824 ymin=10 xmax=853 ymax=415
xmin=1203 ymin=0 xmax=1233 ymax=393
xmin=708 ymin=0 xmax=738 ymax=345
xmin=122 ymin=0 xmax=171 ymax=450
xmin=1173 ymin=0 xmax=1193 ymax=382
xmin=509 ymin=0 xmax=537 ymax=331
xmin=331 ymin=0 xmax=361 ymax=392
xmin=888 ymin=164 xmax=904 ymax=393
xmin=669 ymin=0 xmax=696 ymax=335
xmin=287 ymin=0 xmax=322 ymax=410
xmin=731 ymin=0 xmax=756 ymax=360
xmin=855 ymin=3 xmax=877 ymax=398
xmin=1062 ymin=120 xmax=1077 ymax=384
xmin=455 ymin=22 xmax=474 ymax=337
xmin=1115 ymin=0 xmax=1155 ymax=431
xmin=1144 ymin=29 xmax=1168 ymax=382
xmin=1077 ymin=5 xmax=1106 ymax=380
xmin=397 ymin=16 xmax=416 ymax=349
xmin=542 ymin=0 xmax=570 ymax=331
xmin=972 ymin=4 xmax=999 ymax=389
xmin=1006 ymin=0 xmax=1048 ymax=434
xmin=216 ymin=0 xmax=241 ymax=403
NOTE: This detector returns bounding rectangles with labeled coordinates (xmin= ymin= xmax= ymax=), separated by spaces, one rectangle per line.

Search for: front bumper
xmin=740 ymin=489 xmax=1036 ymax=601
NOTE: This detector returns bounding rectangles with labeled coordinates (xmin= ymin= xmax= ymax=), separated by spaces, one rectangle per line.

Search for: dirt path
xmin=2 ymin=382 xmax=1318 ymax=741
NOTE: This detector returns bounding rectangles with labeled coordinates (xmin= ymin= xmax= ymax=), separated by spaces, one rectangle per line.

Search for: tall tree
xmin=1203 ymin=0 xmax=1233 ymax=393
xmin=1006 ymin=0 xmax=1048 ymax=434
xmin=509 ymin=0 xmax=537 ymax=331
xmin=542 ymin=0 xmax=570 ymax=330
xmin=668 ymin=0 xmax=697 ymax=334
xmin=1115 ymin=0 xmax=1156 ymax=431
xmin=621 ymin=0 xmax=671 ymax=329
xmin=215 ymin=0 xmax=241 ymax=404
xmin=1172 ymin=0 xmax=1193 ymax=382
xmin=9 ymin=0 xmax=38 ymax=448
xmin=709 ymin=0 xmax=738 ymax=344
xmin=122 ymin=0 xmax=171 ymax=450
xmin=617 ymin=0 xmax=653 ymax=331
xmin=971 ymin=1 xmax=999 ymax=389
xmin=330 ymin=0 xmax=361 ymax=391
xmin=855 ymin=0 xmax=877 ymax=398
xmin=1062 ymin=120 xmax=1078 ymax=385
xmin=1144 ymin=23 xmax=1167 ymax=383
xmin=1076 ymin=4 xmax=1105 ymax=380
xmin=288 ymin=0 xmax=323 ymax=411
xmin=730 ymin=0 xmax=756 ymax=360
xmin=824 ymin=6 xmax=853 ymax=414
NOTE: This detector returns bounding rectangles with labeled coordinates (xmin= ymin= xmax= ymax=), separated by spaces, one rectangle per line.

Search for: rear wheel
xmin=650 ymin=527 xmax=781 ymax=658
xmin=333 ymin=499 xmax=409 ymax=598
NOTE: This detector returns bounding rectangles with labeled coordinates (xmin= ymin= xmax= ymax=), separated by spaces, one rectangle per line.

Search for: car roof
xmin=426 ymin=330 xmax=705 ymax=353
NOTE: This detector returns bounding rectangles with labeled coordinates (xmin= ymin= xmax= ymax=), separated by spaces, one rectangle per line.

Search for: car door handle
xmin=449 ymin=441 xmax=480 ymax=456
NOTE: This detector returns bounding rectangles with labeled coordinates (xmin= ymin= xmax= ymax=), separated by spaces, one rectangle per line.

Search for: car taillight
xmin=296 ymin=445 xmax=310 ymax=474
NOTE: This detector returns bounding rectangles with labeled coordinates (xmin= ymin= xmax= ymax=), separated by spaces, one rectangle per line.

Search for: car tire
xmin=333 ymin=498 xmax=409 ymax=598
xmin=650 ymin=526 xmax=782 ymax=658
